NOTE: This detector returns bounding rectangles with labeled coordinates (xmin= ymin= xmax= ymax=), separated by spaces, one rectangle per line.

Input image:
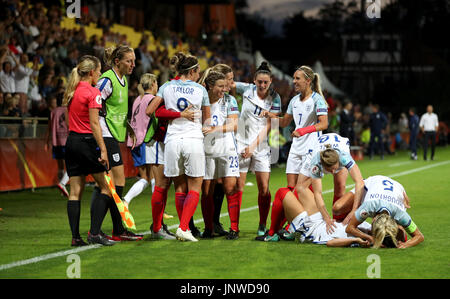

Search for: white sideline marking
xmin=1 ymin=160 xmax=449 ymax=272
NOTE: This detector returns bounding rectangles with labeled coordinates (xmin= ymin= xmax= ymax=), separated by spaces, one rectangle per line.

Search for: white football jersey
xmin=157 ymin=79 xmax=209 ymax=142
xmin=361 ymin=175 xmax=406 ymax=211
xmin=235 ymin=82 xmax=281 ymax=156
xmin=286 ymin=92 xmax=328 ymax=155
xmin=204 ymin=94 xmax=239 ymax=157
xmin=317 ymin=133 xmax=350 ymax=154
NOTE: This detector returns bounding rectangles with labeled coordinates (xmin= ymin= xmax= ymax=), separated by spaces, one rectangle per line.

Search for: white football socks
xmin=123 ymin=178 xmax=149 ymax=204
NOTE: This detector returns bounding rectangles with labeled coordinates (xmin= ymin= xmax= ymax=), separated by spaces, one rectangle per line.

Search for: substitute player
xmin=200 ymin=70 xmax=241 ymax=239
xmin=345 ymin=175 xmax=424 ymax=248
xmin=123 ymin=73 xmax=159 ymax=208
xmin=155 ymin=52 xmax=210 ymax=242
xmin=94 ymin=45 xmax=142 ymax=241
xmin=233 ymin=61 xmax=281 ymax=236
xmin=63 ymin=55 xmax=115 ymax=246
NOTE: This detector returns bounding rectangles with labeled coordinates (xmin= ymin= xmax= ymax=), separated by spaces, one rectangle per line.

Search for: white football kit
xmin=235 ymin=82 xmax=281 ymax=173
xmin=157 ymin=79 xmax=210 ymax=177
xmin=204 ymin=94 xmax=240 ymax=180
xmin=301 ymin=133 xmax=355 ymax=179
xmin=285 ymin=92 xmax=328 ymax=174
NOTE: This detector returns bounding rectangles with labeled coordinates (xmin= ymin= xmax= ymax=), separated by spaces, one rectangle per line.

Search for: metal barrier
xmin=0 ymin=116 xmax=48 ymax=139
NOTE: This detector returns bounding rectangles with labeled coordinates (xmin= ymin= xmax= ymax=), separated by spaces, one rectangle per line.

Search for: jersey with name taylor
xmin=157 ymin=79 xmax=210 ymax=142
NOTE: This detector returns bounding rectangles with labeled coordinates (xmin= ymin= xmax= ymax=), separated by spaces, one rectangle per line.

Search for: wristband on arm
xmin=295 ymin=125 xmax=317 ymax=136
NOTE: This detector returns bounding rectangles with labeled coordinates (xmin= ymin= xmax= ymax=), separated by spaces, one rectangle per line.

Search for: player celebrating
xmin=297 ymin=135 xmax=364 ymax=234
xmin=155 ymin=52 xmax=210 ymax=242
xmin=63 ymin=55 xmax=115 ymax=246
xmin=264 ymin=65 xmax=328 ymax=191
xmin=233 ymin=61 xmax=281 ymax=236
xmin=258 ymin=187 xmax=371 ymax=247
xmin=200 ymin=70 xmax=241 ymax=239
xmin=345 ymin=175 xmax=424 ymax=248
xmin=209 ymin=63 xmax=238 ymax=237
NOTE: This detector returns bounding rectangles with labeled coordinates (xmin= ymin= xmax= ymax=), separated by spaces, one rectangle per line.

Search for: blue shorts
xmin=131 ymin=143 xmax=147 ymax=167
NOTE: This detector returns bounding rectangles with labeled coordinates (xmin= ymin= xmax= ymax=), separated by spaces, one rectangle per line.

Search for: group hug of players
xmin=62 ymin=46 xmax=424 ymax=249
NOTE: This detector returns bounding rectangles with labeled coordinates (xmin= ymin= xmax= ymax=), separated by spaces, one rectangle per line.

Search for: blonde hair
xmin=137 ymin=73 xmax=158 ymax=96
xmin=212 ymin=63 xmax=233 ymax=76
xmin=62 ymin=55 xmax=100 ymax=106
xmin=103 ymin=44 xmax=134 ymax=68
xmin=198 ymin=67 xmax=212 ymax=87
xmin=297 ymin=65 xmax=324 ymax=99
xmin=319 ymin=144 xmax=339 ymax=168
xmin=372 ymin=212 xmax=398 ymax=249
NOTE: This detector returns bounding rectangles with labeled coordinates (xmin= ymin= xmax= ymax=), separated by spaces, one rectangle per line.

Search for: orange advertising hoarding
xmin=0 ymin=139 xmax=138 ymax=192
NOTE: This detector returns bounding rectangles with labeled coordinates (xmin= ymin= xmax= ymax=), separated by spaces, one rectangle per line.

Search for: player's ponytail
xmin=372 ymin=213 xmax=399 ymax=249
xmin=298 ymin=65 xmax=325 ymax=99
xmin=63 ymin=55 xmax=100 ymax=106
xmin=255 ymin=61 xmax=272 ymax=79
xmin=170 ymin=52 xmax=199 ymax=76
xmin=198 ymin=67 xmax=212 ymax=87
xmin=319 ymin=144 xmax=339 ymax=168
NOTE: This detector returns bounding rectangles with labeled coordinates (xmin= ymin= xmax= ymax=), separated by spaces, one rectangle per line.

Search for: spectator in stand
xmin=408 ymin=107 xmax=419 ymax=160
xmin=339 ymin=100 xmax=355 ymax=145
xmin=0 ymin=60 xmax=17 ymax=94
xmin=15 ymin=53 xmax=39 ymax=115
xmin=369 ymin=104 xmax=388 ymax=160
xmin=419 ymin=105 xmax=439 ymax=161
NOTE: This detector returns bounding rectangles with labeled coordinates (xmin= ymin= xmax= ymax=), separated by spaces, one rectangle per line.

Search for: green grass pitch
xmin=0 ymin=147 xmax=449 ymax=279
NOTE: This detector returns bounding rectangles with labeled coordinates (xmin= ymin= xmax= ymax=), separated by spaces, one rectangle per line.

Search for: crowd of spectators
xmin=1 ymin=0 xmax=447 ymax=153
xmin=0 ymin=0 xmax=265 ymax=129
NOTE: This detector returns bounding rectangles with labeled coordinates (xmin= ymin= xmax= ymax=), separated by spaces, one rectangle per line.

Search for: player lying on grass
xmin=256 ymin=187 xmax=371 ymax=247
xmin=341 ymin=175 xmax=424 ymax=248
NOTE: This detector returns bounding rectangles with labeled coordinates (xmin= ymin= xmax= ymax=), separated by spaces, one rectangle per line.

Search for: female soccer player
xmin=297 ymin=135 xmax=364 ymax=234
xmin=233 ymin=61 xmax=281 ymax=236
xmin=63 ymin=55 xmax=115 ymax=246
xmin=94 ymin=45 xmax=142 ymax=241
xmin=264 ymin=66 xmax=328 ymax=191
xmin=209 ymin=63 xmax=237 ymax=236
xmin=123 ymin=73 xmax=159 ymax=208
xmin=200 ymin=70 xmax=241 ymax=239
xmin=154 ymin=52 xmax=210 ymax=242
xmin=258 ymin=187 xmax=371 ymax=247
xmin=343 ymin=175 xmax=424 ymax=248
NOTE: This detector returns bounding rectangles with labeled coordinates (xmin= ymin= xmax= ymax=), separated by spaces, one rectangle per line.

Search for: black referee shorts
xmin=65 ymin=132 xmax=107 ymax=177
